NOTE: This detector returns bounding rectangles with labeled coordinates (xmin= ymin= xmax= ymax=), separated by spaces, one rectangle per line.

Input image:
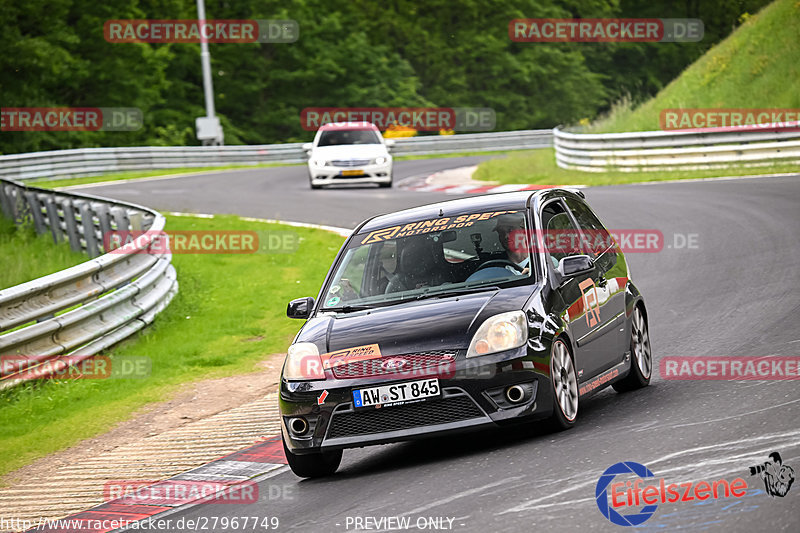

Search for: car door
xmin=540 ymin=199 xmax=614 ymax=380
xmin=564 ymin=196 xmax=628 ymax=372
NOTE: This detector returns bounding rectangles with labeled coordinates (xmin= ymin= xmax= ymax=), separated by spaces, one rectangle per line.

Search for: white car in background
xmin=303 ymin=122 xmax=394 ymax=189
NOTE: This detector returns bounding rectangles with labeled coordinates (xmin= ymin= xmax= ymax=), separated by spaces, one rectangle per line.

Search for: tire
xmin=547 ymin=338 xmax=579 ymax=430
xmin=378 ymin=178 xmax=392 ymax=188
xmin=282 ymin=433 xmax=342 ymax=478
xmin=613 ymin=305 xmax=652 ymax=392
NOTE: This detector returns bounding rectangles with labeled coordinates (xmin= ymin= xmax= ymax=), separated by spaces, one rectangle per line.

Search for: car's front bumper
xmin=308 ymin=162 xmax=392 ymax=186
xmin=279 ymin=346 xmax=554 ymax=454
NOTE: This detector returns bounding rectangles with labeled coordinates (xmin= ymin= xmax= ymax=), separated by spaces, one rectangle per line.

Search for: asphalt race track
xmin=76 ymin=161 xmax=800 ymax=532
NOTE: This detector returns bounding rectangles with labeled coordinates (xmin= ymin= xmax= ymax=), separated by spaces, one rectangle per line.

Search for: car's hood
xmin=310 ymin=144 xmax=388 ymax=160
xmin=296 ymin=286 xmax=534 ymax=356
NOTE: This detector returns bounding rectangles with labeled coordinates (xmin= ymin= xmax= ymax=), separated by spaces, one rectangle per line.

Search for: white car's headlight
xmin=467 ymin=311 xmax=528 ymax=358
xmin=284 ymin=342 xmax=325 ymax=380
xmin=310 ymin=159 xmax=327 ymax=167
xmin=374 ymin=156 xmax=387 ymax=165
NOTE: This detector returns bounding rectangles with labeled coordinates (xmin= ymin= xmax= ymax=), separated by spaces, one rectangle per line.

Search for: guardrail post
xmin=62 ymin=199 xmax=84 ymax=253
xmin=78 ymin=202 xmax=100 ymax=258
xmin=94 ymin=204 xmax=113 ymax=253
xmin=44 ymin=197 xmax=63 ymax=243
xmin=129 ymin=212 xmax=144 ymax=231
xmin=0 ymin=182 xmax=13 ymax=219
xmin=24 ymin=191 xmax=48 ymax=235
xmin=111 ymin=206 xmax=130 ymax=232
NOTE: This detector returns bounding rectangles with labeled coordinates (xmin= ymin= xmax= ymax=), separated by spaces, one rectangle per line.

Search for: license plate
xmin=353 ymin=378 xmax=440 ymax=409
xmin=341 ymin=169 xmax=363 ymax=176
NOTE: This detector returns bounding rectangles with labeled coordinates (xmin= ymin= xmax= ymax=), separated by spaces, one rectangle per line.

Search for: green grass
xmin=0 ymin=214 xmax=345 ymax=481
xmin=473 ymin=148 xmax=800 ymax=186
xmin=393 ymin=149 xmax=515 ymax=161
xmin=590 ymin=0 xmax=800 ymax=133
xmin=0 ymin=216 xmax=88 ymax=289
xmin=27 ymin=164 xmax=301 ymax=190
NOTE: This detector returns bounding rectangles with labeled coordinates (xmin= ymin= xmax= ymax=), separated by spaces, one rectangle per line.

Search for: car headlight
xmin=310 ymin=159 xmax=327 ymax=167
xmin=284 ymin=342 xmax=325 ymax=380
xmin=374 ymin=156 xmax=387 ymax=165
xmin=467 ymin=311 xmax=528 ymax=358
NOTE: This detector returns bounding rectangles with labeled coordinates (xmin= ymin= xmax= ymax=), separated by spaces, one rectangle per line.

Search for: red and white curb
xmin=28 ymin=437 xmax=287 ymax=532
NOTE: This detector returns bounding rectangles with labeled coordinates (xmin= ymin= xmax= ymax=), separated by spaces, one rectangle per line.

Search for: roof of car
xmin=319 ymin=122 xmax=379 ymax=131
xmin=357 ymin=190 xmax=558 ymax=233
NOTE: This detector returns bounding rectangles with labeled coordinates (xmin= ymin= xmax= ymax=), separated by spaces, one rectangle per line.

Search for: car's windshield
xmin=317 ymin=129 xmax=380 ymax=146
xmin=321 ymin=210 xmax=534 ymax=309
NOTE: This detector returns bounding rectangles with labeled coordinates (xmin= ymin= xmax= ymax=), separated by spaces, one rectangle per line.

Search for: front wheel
xmin=282 ymin=433 xmax=342 ymax=478
xmin=378 ymin=179 xmax=392 ymax=188
xmin=547 ymin=338 xmax=579 ymax=430
xmin=613 ymin=305 xmax=652 ymax=392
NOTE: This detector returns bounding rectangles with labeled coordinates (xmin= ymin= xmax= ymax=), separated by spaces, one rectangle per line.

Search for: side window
xmin=540 ymin=200 xmax=579 ymax=268
xmin=565 ymin=197 xmax=618 ymax=271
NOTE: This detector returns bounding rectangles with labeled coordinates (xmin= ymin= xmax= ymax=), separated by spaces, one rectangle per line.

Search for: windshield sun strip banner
xmin=358 ymin=210 xmax=520 ymax=244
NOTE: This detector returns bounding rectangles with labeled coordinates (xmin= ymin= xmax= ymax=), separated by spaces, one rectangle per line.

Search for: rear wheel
xmin=613 ymin=306 xmax=652 ymax=392
xmin=548 ymin=338 xmax=578 ymax=430
xmin=282 ymin=433 xmax=342 ymax=478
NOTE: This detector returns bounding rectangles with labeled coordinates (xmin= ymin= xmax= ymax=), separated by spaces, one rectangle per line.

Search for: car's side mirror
xmin=302 ymin=142 xmax=313 ymax=152
xmin=384 ymin=139 xmax=396 ymax=150
xmin=287 ymin=297 xmax=315 ymax=319
xmin=558 ymin=255 xmax=595 ymax=278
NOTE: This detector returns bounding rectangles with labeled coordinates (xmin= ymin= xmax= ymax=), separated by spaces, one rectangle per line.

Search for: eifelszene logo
xmin=595 ymin=461 xmax=748 ymax=526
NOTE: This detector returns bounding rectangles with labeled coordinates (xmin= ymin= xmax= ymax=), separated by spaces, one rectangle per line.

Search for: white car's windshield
xmin=321 ymin=210 xmax=534 ymax=309
xmin=318 ymin=129 xmax=381 ymax=146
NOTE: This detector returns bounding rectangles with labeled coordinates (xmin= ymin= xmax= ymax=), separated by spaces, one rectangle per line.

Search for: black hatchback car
xmin=280 ymin=189 xmax=652 ymax=477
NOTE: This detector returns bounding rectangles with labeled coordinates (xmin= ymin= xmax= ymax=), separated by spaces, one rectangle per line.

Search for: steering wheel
xmin=473 ymin=259 xmax=524 ymax=273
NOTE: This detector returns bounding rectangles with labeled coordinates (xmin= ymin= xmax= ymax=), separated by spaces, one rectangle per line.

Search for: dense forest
xmin=0 ymin=0 xmax=773 ymax=154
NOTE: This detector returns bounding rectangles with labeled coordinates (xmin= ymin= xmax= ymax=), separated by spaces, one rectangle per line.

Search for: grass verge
xmin=0 ymin=216 xmax=88 ymax=289
xmin=589 ymin=0 xmax=799 ymax=133
xmin=0 ymin=214 xmax=345 ymax=481
xmin=473 ymin=148 xmax=800 ymax=186
xmin=26 ymin=164 xmax=301 ymax=190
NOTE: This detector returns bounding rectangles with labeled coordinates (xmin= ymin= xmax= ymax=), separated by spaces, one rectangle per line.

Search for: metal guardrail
xmin=0 ymin=130 xmax=553 ymax=182
xmin=553 ymin=123 xmax=800 ymax=172
xmin=0 ymin=178 xmax=178 ymax=389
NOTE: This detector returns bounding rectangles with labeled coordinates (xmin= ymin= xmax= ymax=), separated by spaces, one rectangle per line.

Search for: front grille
xmin=326 ymin=394 xmax=484 ymax=439
xmin=332 ymin=350 xmax=458 ymax=379
xmin=330 ymin=159 xmax=371 ymax=167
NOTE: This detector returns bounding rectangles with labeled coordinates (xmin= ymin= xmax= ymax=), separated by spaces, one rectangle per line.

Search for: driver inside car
xmin=492 ymin=213 xmax=531 ymax=276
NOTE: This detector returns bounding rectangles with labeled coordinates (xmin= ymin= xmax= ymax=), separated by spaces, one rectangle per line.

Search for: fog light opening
xmin=289 ymin=417 xmax=309 ymax=436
